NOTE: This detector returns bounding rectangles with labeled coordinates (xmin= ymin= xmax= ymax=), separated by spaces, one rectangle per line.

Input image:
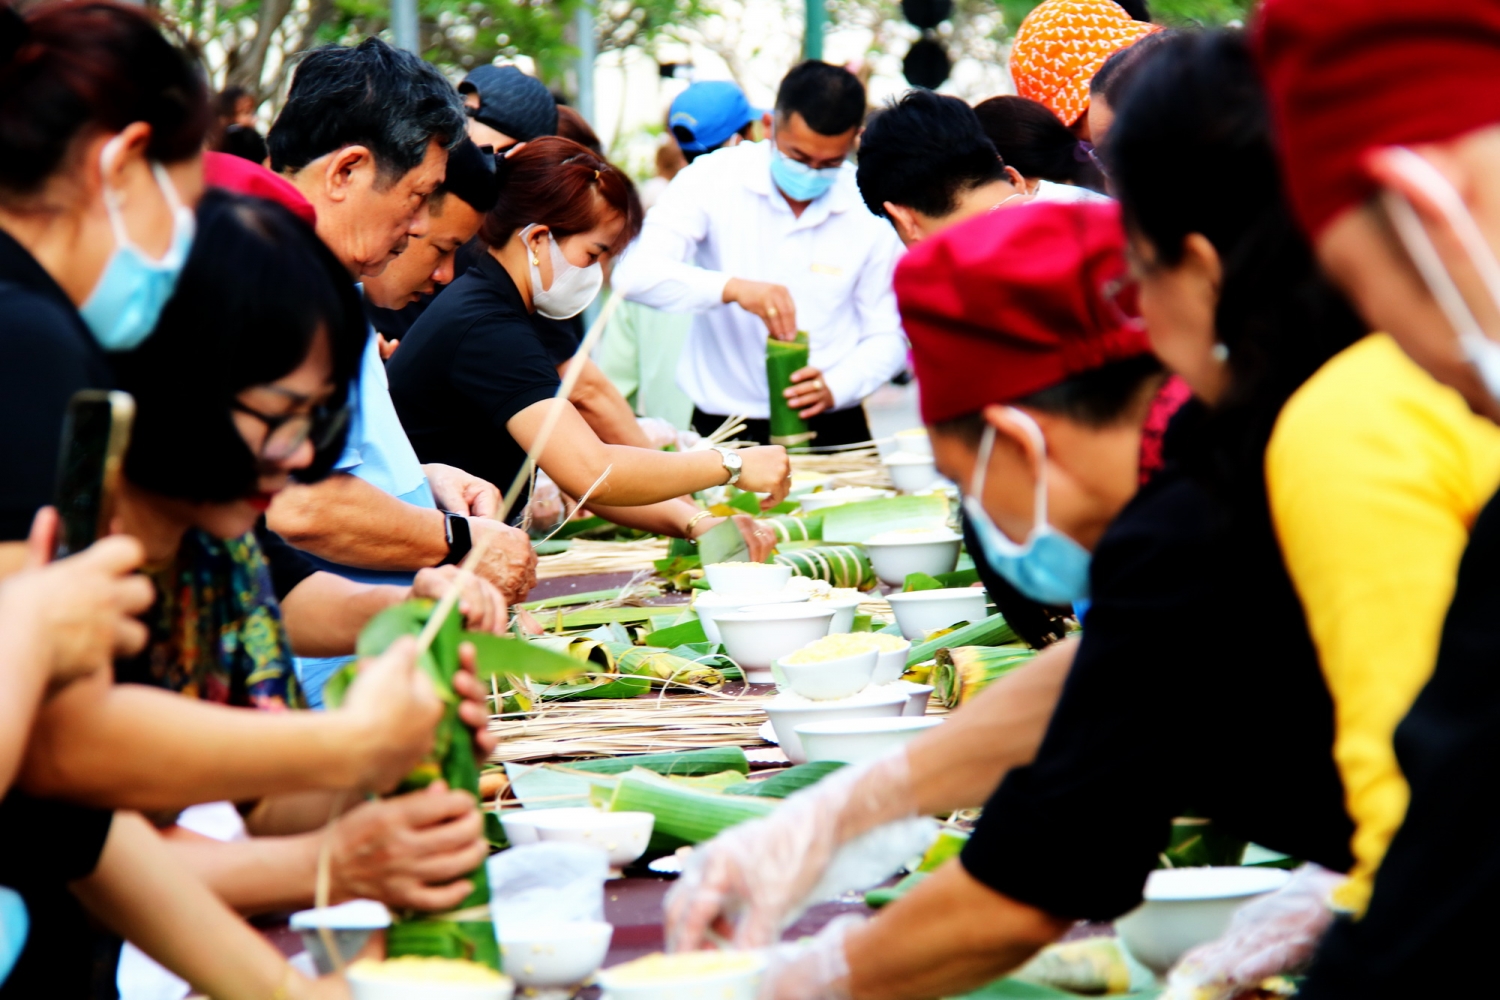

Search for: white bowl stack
xmin=884 ymin=588 xmax=989 ymax=641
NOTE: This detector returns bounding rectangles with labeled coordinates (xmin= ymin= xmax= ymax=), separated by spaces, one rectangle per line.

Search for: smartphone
xmin=53 ymin=390 xmax=135 ymax=558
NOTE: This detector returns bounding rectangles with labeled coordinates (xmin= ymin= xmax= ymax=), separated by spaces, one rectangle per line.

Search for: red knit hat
xmin=897 ymin=200 xmax=1151 ymax=426
xmin=1256 ymin=0 xmax=1500 ymax=237
xmin=203 ymin=151 xmax=318 ymax=227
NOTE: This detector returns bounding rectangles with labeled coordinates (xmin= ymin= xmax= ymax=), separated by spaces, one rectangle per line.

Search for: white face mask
xmin=523 ymin=225 xmax=604 ymax=320
xmin=1379 ymin=146 xmax=1500 ymax=402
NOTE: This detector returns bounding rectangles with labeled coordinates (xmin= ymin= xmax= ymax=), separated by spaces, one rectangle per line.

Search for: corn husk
xmin=774 ymin=544 xmax=876 ymax=590
xmin=767 ymin=333 xmax=814 ymax=447
xmin=330 ymin=601 xmax=584 ymax=970
xmin=933 ymin=645 xmax=1037 ymax=707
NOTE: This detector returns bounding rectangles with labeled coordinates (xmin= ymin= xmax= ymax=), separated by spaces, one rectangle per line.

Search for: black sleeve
xmin=532 ymin=314 xmax=585 ymax=365
xmin=0 ymin=293 xmax=106 ymax=541
xmin=255 ymin=520 xmax=318 ymax=602
xmin=1300 ymin=494 xmax=1500 ymax=999
xmin=0 ymin=792 xmax=114 ymax=888
xmin=960 ymin=482 xmax=1215 ymax=921
xmin=451 ymin=316 xmax=563 ymax=429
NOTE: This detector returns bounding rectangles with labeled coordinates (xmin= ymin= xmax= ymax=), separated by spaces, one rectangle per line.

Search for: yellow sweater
xmin=1267 ymin=334 xmax=1500 ymax=914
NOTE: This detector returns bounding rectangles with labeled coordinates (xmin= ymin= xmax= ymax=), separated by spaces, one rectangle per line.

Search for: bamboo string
xmin=534 ymin=463 xmax=613 ymax=545
xmin=313 ymin=790 xmax=349 ymax=974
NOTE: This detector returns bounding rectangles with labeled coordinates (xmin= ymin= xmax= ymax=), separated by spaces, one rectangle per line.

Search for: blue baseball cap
xmin=669 ymin=81 xmax=760 ymax=154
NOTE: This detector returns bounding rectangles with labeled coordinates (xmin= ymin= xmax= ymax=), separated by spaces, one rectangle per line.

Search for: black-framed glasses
xmin=230 ymin=398 xmax=350 ymax=463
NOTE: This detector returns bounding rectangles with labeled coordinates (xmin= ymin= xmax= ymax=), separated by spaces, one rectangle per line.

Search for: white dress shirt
xmin=611 ymin=140 xmax=907 ymax=419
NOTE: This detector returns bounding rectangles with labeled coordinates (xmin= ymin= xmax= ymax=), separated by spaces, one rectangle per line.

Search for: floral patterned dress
xmin=117 ymin=527 xmax=304 ymax=710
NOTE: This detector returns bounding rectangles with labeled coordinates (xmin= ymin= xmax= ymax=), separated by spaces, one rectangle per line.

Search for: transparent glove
xmin=666 ymin=751 xmax=917 ymax=951
xmin=637 ymin=416 xmax=681 ymax=451
xmin=1163 ymin=864 xmax=1345 ymax=1000
xmin=757 ymin=914 xmax=861 ymax=1000
xmin=524 ymin=471 xmax=564 ymax=533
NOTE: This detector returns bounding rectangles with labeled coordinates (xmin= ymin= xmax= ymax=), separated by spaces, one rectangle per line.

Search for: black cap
xmin=440 ymin=136 xmax=500 ymax=212
xmin=459 ymin=65 xmax=558 ymax=142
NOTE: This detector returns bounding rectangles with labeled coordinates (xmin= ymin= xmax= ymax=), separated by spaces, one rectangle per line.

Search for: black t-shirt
xmin=365 ymin=294 xmax=430 ymax=343
xmin=534 ymin=314 xmax=584 ymax=365
xmin=1299 ymin=491 xmax=1500 ymax=998
xmin=0 ymin=230 xmax=114 ymax=541
xmin=386 ymin=253 xmax=560 ymax=507
xmin=256 ymin=520 xmax=317 ymax=602
xmin=0 ymin=792 xmax=115 ymax=998
xmin=961 ymin=407 xmax=1354 ymax=921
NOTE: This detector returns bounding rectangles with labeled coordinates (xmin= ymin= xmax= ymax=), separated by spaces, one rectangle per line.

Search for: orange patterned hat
xmin=1009 ymin=0 xmax=1159 ymax=127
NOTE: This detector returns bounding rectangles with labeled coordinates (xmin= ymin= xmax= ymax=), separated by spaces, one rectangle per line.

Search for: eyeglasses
xmin=230 ymin=398 xmax=350 ymax=464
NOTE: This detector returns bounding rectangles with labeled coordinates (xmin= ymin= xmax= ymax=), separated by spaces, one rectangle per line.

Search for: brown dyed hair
xmin=481 ymin=136 xmax=643 ymax=256
xmin=0 ymin=1 xmax=210 ymax=202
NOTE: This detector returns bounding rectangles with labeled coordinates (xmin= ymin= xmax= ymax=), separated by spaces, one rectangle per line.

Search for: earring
xmin=530 ymin=253 xmax=540 ymax=266
xmin=1211 ymin=342 xmax=1230 ymax=363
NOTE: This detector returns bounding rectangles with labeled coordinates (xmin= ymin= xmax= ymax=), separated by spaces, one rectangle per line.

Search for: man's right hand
xmin=468 ymin=518 xmax=537 ymax=603
xmin=339 ymin=636 xmax=443 ymax=794
xmin=723 ymin=277 xmax=798 ymax=341
xmin=4 ymin=507 xmax=155 ymax=688
xmin=329 ymin=780 xmax=489 ymax=912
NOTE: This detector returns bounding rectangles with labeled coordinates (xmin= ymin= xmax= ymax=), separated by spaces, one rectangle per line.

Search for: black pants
xmin=691 ymin=405 xmax=872 ymax=449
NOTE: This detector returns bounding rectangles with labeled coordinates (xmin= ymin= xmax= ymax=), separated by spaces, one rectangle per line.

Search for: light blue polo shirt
xmin=296 ymin=328 xmax=437 ymax=706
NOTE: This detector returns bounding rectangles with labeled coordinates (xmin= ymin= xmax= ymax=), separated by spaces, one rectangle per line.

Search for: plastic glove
xmin=757 ymin=914 xmax=861 ymax=1000
xmin=1163 ymin=864 xmax=1345 ymax=1000
xmin=666 ymin=751 xmax=917 ymax=951
xmin=636 ymin=416 xmax=681 ymax=450
xmin=524 ymin=471 xmax=564 ymax=533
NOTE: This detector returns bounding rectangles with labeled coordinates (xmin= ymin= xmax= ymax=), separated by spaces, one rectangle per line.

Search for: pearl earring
xmin=1211 ymin=342 xmax=1229 ymax=363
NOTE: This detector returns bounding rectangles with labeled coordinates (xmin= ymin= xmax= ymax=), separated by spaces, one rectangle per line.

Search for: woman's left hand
xmin=410 ymin=566 xmax=508 ymax=635
xmin=687 ymin=513 xmax=779 ymax=563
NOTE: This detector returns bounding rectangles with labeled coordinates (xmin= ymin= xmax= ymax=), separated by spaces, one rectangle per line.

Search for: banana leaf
xmin=723 ymin=761 xmax=844 ymax=798
xmin=820 ymin=494 xmax=950 ymax=544
xmin=774 ymin=544 xmax=876 ymax=590
xmin=561 ymin=747 xmax=750 ymax=777
xmin=1162 ymin=814 xmax=1248 ymax=869
xmin=906 ymin=614 xmax=1020 ymax=668
xmin=518 ymin=588 xmax=623 ymax=611
xmin=767 ymin=332 xmax=814 ymax=447
xmin=328 ymin=600 xmax=587 ymax=970
xmin=535 ymin=641 xmax=726 ymax=700
xmin=643 ymin=618 xmax=708 ymax=647
xmin=766 ymin=513 xmax=822 ymax=543
xmin=932 ymin=645 xmax=1037 ymax=707
xmin=697 ymin=515 xmax=752 ymax=566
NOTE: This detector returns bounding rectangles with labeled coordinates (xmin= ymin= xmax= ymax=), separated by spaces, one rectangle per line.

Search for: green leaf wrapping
xmin=766 ymin=333 xmax=814 ymax=446
xmin=905 ymin=613 xmax=1020 ymax=669
xmin=820 ymin=494 xmax=951 ymax=544
xmin=773 ymin=544 xmax=876 ymax=590
xmin=697 ymin=516 xmax=751 ymax=565
xmin=766 ymin=513 xmax=822 ymax=543
xmin=723 ymin=761 xmax=844 ymax=797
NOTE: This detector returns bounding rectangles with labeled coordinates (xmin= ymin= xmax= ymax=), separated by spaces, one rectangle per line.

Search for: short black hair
xmin=219 ymin=124 xmax=267 ymax=165
xmin=1115 ymin=0 xmax=1151 ymax=22
xmin=1090 ymin=29 xmax=1175 ymax=108
xmin=775 ymin=60 xmax=865 ymax=136
xmin=267 ymin=37 xmax=466 ymax=185
xmin=436 ymin=136 xmax=500 ymax=213
xmin=972 ymin=96 xmax=1098 ymax=187
xmin=114 ymin=190 xmax=367 ymax=502
xmin=856 ymin=89 xmax=1007 ymax=219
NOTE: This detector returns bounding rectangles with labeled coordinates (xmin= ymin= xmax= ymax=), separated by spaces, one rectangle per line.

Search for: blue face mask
xmin=79 ymin=136 xmax=196 ymax=352
xmin=0 ymin=886 xmax=28 ymax=986
xmin=769 ymin=143 xmax=840 ymax=203
xmin=962 ymin=409 xmax=1093 ymax=606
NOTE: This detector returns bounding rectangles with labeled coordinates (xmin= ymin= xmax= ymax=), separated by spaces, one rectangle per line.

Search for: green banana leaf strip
xmin=906 ymin=613 xmax=1020 ymax=668
xmin=561 ymin=747 xmax=750 ymax=777
xmin=558 ymin=605 xmax=685 ymax=628
xmin=726 ymin=489 xmax=761 ymax=515
xmin=723 ymin=761 xmax=844 ymax=798
xmin=697 ymin=516 xmax=752 ymax=566
xmin=518 ymin=588 xmax=623 ymax=611
xmin=766 ymin=333 xmax=812 ymax=444
xmin=820 ymin=494 xmax=950 ymax=544
xmin=766 ymin=513 xmax=823 ymax=542
xmin=938 ymin=568 xmax=980 ymax=588
xmin=865 ymin=870 xmax=926 ymax=909
xmin=903 ymin=573 xmax=944 ymax=593
xmin=532 ymin=539 xmax=570 ymax=556
xmin=644 ymin=619 xmax=708 ymax=647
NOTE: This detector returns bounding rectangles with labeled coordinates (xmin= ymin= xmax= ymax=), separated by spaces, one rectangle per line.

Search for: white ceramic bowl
xmin=499 ymin=920 xmax=613 ymax=992
xmin=819 ymin=594 xmax=864 ymax=634
xmin=704 ymin=561 xmax=793 ymax=597
xmin=598 ymin=952 xmax=766 ymax=1000
xmin=871 ymin=639 xmax=912 ymax=684
xmin=777 ymin=648 xmax=878 ymax=701
xmin=882 ymin=453 xmax=940 ymax=493
xmin=347 ymin=966 xmax=514 ymax=1000
xmin=528 ymin=810 xmax=655 ymax=875
xmin=694 ymin=591 xmax=809 ymax=644
xmin=715 ymin=604 xmax=836 ymax=683
xmin=765 ymin=692 xmax=908 ymax=764
xmin=1115 ymin=866 xmax=1292 ymax=974
xmin=498 ymin=807 xmax=608 ymax=848
xmin=863 ymin=536 xmax=962 ymax=586
xmin=795 ymin=716 xmax=944 ymax=765
xmin=884 ymin=588 xmax=989 ymax=640
xmin=900 ymin=683 xmax=934 ymax=717
xmin=894 ymin=429 xmax=933 ymax=456
xmin=291 ymin=900 xmax=391 ymax=975
xmin=797 ymin=487 xmax=894 ymax=513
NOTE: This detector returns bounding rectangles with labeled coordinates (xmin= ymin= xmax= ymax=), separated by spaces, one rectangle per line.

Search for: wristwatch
xmin=712 ymin=446 xmax=743 ymax=487
xmin=438 ymin=511 xmax=472 ymax=566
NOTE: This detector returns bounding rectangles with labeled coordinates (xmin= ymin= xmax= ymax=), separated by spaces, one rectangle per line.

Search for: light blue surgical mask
xmin=769 ymin=143 xmax=840 ymax=203
xmin=962 ymin=409 xmax=1092 ymax=606
xmin=79 ymin=135 xmax=196 ymax=352
xmin=0 ymin=886 xmax=28 ymax=986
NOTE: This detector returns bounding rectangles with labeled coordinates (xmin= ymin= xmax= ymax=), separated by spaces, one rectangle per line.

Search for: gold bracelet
xmin=271 ymin=966 xmax=294 ymax=1000
xmin=684 ymin=509 xmax=715 ymax=538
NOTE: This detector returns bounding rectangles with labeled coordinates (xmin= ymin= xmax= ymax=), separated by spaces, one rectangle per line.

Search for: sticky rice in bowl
xmin=598 ymin=950 xmax=765 ymax=1000
xmin=347 ymin=957 xmax=514 ymax=1000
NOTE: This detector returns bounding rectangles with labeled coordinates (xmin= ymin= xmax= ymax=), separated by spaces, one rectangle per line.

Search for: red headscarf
xmin=202 ymin=151 xmax=317 ymax=227
xmin=1009 ymin=0 xmax=1159 ymax=127
xmin=1256 ymin=0 xmax=1500 ymax=237
xmin=896 ymin=200 xmax=1152 ymax=426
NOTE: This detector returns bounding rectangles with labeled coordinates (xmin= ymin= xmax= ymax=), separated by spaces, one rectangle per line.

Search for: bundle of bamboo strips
xmin=486 ymin=692 xmax=774 ymax=763
xmin=535 ymin=538 xmax=670 ymax=580
xmin=789 ymin=447 xmax=894 ymax=489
